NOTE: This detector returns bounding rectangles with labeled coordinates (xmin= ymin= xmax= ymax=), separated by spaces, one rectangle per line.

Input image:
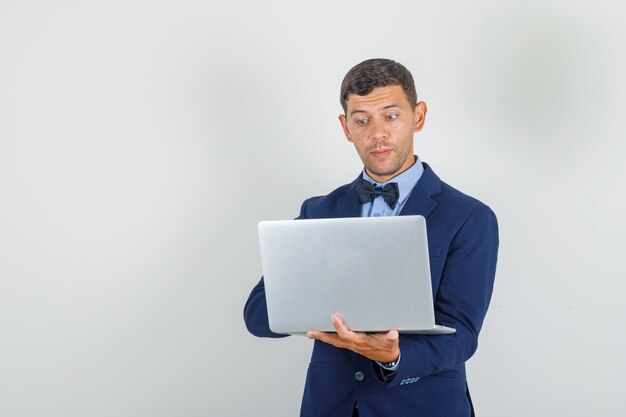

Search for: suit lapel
xmin=399 ymin=162 xmax=441 ymax=218
xmin=335 ymin=176 xmax=362 ymax=218
xmin=399 ymin=185 xmax=438 ymax=218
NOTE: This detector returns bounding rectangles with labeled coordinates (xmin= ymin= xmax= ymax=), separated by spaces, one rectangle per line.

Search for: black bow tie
xmin=357 ymin=179 xmax=400 ymax=209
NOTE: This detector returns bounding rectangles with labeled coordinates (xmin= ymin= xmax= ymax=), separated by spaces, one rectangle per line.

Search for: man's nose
xmin=369 ymin=117 xmax=388 ymax=141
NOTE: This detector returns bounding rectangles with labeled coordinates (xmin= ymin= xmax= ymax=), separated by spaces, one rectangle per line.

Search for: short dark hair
xmin=340 ymin=58 xmax=417 ymax=113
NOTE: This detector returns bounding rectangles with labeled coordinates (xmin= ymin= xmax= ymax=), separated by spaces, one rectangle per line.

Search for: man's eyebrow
xmin=349 ymin=104 xmax=400 ymax=117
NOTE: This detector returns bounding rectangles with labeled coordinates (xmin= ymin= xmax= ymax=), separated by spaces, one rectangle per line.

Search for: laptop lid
xmin=258 ymin=215 xmax=453 ymax=334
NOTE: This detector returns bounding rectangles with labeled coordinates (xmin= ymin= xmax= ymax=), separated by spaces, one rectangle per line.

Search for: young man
xmin=244 ymin=58 xmax=499 ymax=417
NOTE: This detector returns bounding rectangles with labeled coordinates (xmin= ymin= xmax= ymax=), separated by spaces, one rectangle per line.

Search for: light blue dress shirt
xmin=360 ymin=155 xmax=424 ymax=373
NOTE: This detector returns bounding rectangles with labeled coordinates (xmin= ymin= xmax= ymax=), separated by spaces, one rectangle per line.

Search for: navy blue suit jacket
xmin=244 ymin=163 xmax=499 ymax=417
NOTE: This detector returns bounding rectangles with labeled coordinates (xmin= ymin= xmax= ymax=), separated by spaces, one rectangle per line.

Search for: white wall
xmin=1 ymin=1 xmax=624 ymax=416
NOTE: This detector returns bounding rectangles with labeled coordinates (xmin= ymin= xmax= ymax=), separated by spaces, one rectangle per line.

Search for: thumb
xmin=386 ymin=329 xmax=399 ymax=341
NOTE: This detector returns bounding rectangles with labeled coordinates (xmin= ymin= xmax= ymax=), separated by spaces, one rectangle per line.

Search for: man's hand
xmin=306 ymin=314 xmax=400 ymax=363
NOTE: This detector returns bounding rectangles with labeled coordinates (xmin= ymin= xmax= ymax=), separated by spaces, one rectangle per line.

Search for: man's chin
xmin=365 ymin=165 xmax=401 ymax=180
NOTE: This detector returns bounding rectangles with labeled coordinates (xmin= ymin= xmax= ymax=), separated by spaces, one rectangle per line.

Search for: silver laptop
xmin=258 ymin=215 xmax=455 ymax=335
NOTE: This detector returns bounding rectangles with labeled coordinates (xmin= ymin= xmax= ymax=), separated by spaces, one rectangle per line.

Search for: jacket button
xmin=354 ymin=371 xmax=365 ymax=381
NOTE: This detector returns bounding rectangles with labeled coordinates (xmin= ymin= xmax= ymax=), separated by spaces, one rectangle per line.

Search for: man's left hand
xmin=306 ymin=314 xmax=400 ymax=363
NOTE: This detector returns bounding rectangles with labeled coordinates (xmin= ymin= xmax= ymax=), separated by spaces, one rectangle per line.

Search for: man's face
xmin=339 ymin=85 xmax=427 ymax=183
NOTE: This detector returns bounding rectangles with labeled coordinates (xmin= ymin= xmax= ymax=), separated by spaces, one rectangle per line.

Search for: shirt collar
xmin=361 ymin=155 xmax=424 ymax=207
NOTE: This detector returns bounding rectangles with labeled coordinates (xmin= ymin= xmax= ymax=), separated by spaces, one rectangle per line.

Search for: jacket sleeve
xmin=243 ymin=277 xmax=289 ymax=338
xmin=384 ymin=204 xmax=499 ymax=387
xmin=242 ymin=200 xmax=310 ymax=338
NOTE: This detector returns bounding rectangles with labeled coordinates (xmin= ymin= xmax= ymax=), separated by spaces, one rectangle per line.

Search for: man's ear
xmin=338 ymin=114 xmax=353 ymax=142
xmin=413 ymin=101 xmax=428 ymax=133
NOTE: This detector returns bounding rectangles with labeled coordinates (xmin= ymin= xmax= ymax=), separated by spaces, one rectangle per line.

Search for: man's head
xmin=340 ymin=58 xmax=417 ymax=113
xmin=338 ymin=59 xmax=427 ymax=184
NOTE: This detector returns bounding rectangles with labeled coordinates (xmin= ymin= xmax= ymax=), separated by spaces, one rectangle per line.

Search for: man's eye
xmin=355 ymin=119 xmax=368 ymax=126
xmin=386 ymin=114 xmax=398 ymax=120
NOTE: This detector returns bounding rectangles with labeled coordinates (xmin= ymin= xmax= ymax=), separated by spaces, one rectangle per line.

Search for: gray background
xmin=1 ymin=0 xmax=625 ymax=416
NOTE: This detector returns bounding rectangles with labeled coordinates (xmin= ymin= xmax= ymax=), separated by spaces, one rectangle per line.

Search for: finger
xmin=332 ymin=315 xmax=350 ymax=336
xmin=332 ymin=315 xmax=362 ymax=342
xmin=386 ymin=329 xmax=399 ymax=341
xmin=307 ymin=330 xmax=331 ymax=341
xmin=307 ymin=330 xmax=339 ymax=344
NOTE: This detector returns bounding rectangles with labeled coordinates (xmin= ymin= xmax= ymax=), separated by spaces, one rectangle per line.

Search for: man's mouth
xmin=370 ymin=149 xmax=392 ymax=157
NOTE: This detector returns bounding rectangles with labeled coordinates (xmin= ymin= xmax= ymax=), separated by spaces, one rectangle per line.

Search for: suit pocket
xmin=427 ymin=369 xmax=460 ymax=379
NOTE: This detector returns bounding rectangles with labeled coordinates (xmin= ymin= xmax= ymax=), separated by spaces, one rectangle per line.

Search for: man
xmin=244 ymin=58 xmax=499 ymax=417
